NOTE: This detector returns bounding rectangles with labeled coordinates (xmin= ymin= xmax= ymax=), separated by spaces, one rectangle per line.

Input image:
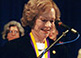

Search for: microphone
xmin=55 ymin=20 xmax=78 ymax=34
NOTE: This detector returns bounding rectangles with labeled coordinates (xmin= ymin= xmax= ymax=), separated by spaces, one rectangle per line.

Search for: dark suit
xmin=1 ymin=33 xmax=69 ymax=58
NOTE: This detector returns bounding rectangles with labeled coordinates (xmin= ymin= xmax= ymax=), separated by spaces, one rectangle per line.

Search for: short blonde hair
xmin=2 ymin=20 xmax=25 ymax=39
xmin=21 ymin=0 xmax=60 ymax=28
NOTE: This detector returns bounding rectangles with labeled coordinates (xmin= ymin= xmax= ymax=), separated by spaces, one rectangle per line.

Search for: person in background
xmin=49 ymin=22 xmax=58 ymax=41
xmin=1 ymin=20 xmax=24 ymax=46
xmin=2 ymin=0 xmax=69 ymax=58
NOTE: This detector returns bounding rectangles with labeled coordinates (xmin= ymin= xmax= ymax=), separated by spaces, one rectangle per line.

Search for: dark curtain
xmin=0 ymin=0 xmax=81 ymax=58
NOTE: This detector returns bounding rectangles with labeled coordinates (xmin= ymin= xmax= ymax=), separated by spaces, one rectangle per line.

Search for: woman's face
xmin=33 ymin=8 xmax=56 ymax=39
xmin=7 ymin=26 xmax=20 ymax=41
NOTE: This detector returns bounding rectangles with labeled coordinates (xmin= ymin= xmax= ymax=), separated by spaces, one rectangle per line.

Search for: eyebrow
xmin=40 ymin=16 xmax=55 ymax=20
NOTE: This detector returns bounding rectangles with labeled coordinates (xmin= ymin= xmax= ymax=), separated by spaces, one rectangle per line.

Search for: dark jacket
xmin=1 ymin=33 xmax=69 ymax=58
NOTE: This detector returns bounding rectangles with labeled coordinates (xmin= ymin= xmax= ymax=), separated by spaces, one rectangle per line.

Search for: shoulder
xmin=47 ymin=38 xmax=69 ymax=58
xmin=1 ymin=33 xmax=37 ymax=58
xmin=3 ymin=33 xmax=31 ymax=48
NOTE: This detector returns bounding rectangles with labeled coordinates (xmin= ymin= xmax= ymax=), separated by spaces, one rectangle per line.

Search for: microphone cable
xmin=55 ymin=32 xmax=80 ymax=46
xmin=37 ymin=30 xmax=80 ymax=58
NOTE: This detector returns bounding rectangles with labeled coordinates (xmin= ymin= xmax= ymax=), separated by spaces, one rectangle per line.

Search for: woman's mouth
xmin=41 ymin=28 xmax=50 ymax=33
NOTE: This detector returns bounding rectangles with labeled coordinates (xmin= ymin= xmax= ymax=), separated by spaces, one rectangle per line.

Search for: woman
xmin=2 ymin=0 xmax=69 ymax=58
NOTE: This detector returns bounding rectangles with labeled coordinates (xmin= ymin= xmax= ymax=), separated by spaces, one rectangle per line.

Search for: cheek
xmin=7 ymin=33 xmax=10 ymax=39
xmin=16 ymin=33 xmax=20 ymax=37
xmin=38 ymin=23 xmax=44 ymax=28
xmin=7 ymin=33 xmax=10 ymax=37
xmin=35 ymin=23 xmax=44 ymax=29
xmin=37 ymin=21 xmax=44 ymax=26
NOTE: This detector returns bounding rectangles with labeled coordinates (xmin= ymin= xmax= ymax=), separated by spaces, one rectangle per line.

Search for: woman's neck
xmin=31 ymin=30 xmax=46 ymax=43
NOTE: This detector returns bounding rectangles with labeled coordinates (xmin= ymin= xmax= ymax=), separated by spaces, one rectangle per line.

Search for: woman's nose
xmin=12 ymin=31 xmax=15 ymax=35
xmin=45 ymin=21 xmax=52 ymax=27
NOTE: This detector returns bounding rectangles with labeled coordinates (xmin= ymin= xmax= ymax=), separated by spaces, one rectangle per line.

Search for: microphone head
xmin=55 ymin=20 xmax=78 ymax=34
xmin=55 ymin=20 xmax=62 ymax=26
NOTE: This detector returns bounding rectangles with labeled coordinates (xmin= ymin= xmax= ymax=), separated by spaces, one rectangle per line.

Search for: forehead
xmin=9 ymin=26 xmax=18 ymax=31
xmin=39 ymin=8 xmax=56 ymax=20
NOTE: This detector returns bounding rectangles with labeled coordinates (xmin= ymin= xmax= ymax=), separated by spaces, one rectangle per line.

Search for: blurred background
xmin=0 ymin=0 xmax=81 ymax=58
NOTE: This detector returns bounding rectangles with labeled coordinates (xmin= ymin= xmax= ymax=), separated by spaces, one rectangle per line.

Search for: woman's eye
xmin=42 ymin=20 xmax=47 ymax=22
xmin=9 ymin=31 xmax=12 ymax=33
xmin=14 ymin=31 xmax=17 ymax=33
xmin=50 ymin=20 xmax=53 ymax=23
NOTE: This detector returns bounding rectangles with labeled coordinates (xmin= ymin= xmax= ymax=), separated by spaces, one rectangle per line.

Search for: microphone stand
xmin=37 ymin=30 xmax=69 ymax=58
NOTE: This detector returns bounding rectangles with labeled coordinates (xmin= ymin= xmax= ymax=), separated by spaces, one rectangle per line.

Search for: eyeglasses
xmin=8 ymin=30 xmax=19 ymax=34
